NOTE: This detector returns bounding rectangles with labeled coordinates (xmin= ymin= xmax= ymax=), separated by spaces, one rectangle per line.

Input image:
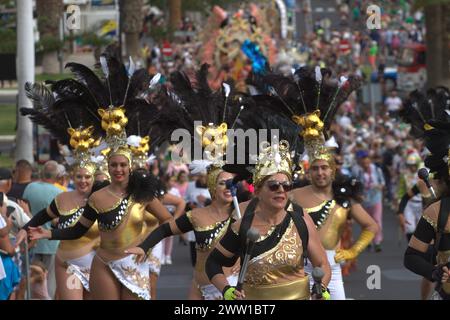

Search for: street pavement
xmin=156 ymin=204 xmax=423 ymax=300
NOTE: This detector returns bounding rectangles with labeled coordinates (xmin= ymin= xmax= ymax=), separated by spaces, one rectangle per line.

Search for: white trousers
xmin=304 ymin=250 xmax=346 ymax=300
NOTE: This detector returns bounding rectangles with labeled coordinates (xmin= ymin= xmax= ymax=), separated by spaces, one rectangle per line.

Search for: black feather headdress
xmin=399 ymin=87 xmax=450 ymax=179
xmin=399 ymin=87 xmax=450 ymax=138
xmin=151 ymin=63 xmax=245 ymax=162
xmin=247 ymin=66 xmax=361 ymax=170
xmin=21 ymin=80 xmax=102 ymax=174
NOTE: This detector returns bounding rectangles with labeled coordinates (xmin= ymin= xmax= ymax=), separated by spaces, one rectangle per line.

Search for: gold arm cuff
xmin=351 ymin=230 xmax=375 ymax=255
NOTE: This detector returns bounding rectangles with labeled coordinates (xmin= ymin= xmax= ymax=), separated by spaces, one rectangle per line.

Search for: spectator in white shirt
xmin=385 ymin=90 xmax=402 ymax=117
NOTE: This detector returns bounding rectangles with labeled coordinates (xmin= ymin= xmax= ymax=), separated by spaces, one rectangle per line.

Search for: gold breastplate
xmin=306 ymin=201 xmax=349 ymax=250
xmin=244 ymin=219 xmax=305 ymax=286
xmin=99 ymin=199 xmax=147 ymax=251
xmin=143 ymin=210 xmax=159 ymax=234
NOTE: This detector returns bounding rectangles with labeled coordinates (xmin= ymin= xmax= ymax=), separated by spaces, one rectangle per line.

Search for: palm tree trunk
xmin=169 ymin=0 xmax=182 ymax=30
xmin=119 ymin=0 xmax=143 ymax=59
xmin=440 ymin=3 xmax=450 ymax=87
xmin=424 ymin=4 xmax=443 ymax=87
xmin=36 ymin=0 xmax=63 ymax=74
xmin=42 ymin=51 xmax=60 ymax=74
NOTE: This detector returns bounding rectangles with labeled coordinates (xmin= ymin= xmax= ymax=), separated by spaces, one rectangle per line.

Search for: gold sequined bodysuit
xmin=88 ymin=195 xmax=150 ymax=251
xmin=305 ymin=200 xmax=350 ymax=250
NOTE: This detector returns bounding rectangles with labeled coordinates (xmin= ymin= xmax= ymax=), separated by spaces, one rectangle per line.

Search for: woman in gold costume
xmin=205 ymin=140 xmax=331 ymax=300
xmin=27 ymin=48 xmax=173 ymax=300
xmin=127 ymin=64 xmax=243 ymax=300
xmin=245 ymin=66 xmax=377 ymax=300
xmin=15 ymin=81 xmax=108 ymax=300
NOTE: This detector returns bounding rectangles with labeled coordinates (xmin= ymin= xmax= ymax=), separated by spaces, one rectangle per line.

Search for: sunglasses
xmin=266 ymin=180 xmax=293 ymax=192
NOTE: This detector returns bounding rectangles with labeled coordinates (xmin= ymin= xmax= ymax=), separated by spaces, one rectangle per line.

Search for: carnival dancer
xmin=27 ymin=47 xmax=173 ymax=300
xmin=404 ymin=121 xmax=450 ymax=300
xmin=246 ymin=66 xmax=377 ymax=300
xmin=204 ymin=138 xmax=331 ymax=300
xmin=126 ymin=64 xmax=243 ymax=300
xmin=15 ymin=80 xmax=107 ymax=299
xmin=401 ymin=87 xmax=450 ymax=300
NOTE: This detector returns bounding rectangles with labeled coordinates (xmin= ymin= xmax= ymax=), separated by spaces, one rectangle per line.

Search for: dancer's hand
xmin=124 ymin=247 xmax=146 ymax=263
xmin=28 ymin=226 xmax=51 ymax=240
xmin=334 ymin=248 xmax=356 ymax=263
xmin=311 ymin=285 xmax=331 ymax=300
xmin=223 ymin=286 xmax=245 ymax=300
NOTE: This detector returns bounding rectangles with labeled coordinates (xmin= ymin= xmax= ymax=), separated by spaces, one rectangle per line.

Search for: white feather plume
xmin=223 ymin=83 xmax=231 ymax=97
xmin=127 ymin=56 xmax=136 ymax=78
xmin=338 ymin=76 xmax=348 ymax=88
xmin=146 ymin=154 xmax=156 ymax=165
xmin=325 ymin=136 xmax=339 ymax=148
xmin=189 ymin=160 xmax=212 ymax=175
xmin=315 ymin=66 xmax=322 ymax=82
xmin=149 ymin=73 xmax=161 ymax=88
xmin=127 ymin=135 xmax=142 ymax=147
xmin=99 ymin=56 xmax=109 ymax=77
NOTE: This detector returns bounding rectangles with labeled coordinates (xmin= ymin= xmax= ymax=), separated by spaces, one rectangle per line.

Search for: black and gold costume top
xmin=218 ymin=200 xmax=308 ymax=285
xmin=305 ymin=199 xmax=349 ymax=250
xmin=205 ymin=199 xmax=311 ymax=300
xmin=50 ymin=194 xmax=151 ymax=251
xmin=49 ymin=197 xmax=99 ymax=251
xmin=138 ymin=209 xmax=232 ymax=255
xmin=186 ymin=211 xmax=231 ymax=252
xmin=305 ymin=200 xmax=335 ymax=229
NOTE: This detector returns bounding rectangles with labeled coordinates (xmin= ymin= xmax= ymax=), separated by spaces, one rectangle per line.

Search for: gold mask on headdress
xmin=292 ymin=111 xmax=334 ymax=171
xmin=292 ymin=110 xmax=324 ymax=141
xmin=254 ymin=140 xmax=293 ymax=187
xmin=196 ymin=122 xmax=228 ymax=160
xmin=67 ymin=126 xmax=100 ymax=175
xmin=130 ymin=136 xmax=151 ymax=170
xmin=98 ymin=106 xmax=132 ymax=164
xmin=98 ymin=106 xmax=128 ymax=136
xmin=67 ymin=126 xmax=100 ymax=152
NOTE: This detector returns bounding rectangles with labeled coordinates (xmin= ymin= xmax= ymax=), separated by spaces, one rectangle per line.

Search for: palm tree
xmin=169 ymin=0 xmax=182 ymax=30
xmin=415 ymin=0 xmax=450 ymax=88
xmin=36 ymin=0 xmax=63 ymax=74
xmin=119 ymin=0 xmax=144 ymax=59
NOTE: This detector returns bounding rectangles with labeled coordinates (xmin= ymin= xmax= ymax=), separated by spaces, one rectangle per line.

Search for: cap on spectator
xmin=356 ymin=150 xmax=369 ymax=159
xmin=0 ymin=168 xmax=12 ymax=180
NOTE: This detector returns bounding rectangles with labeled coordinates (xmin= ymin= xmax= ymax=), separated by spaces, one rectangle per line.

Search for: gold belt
xmin=243 ymin=276 xmax=310 ymax=300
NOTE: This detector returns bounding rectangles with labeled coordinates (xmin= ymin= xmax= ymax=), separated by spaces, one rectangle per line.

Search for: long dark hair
xmin=126 ymin=168 xmax=160 ymax=203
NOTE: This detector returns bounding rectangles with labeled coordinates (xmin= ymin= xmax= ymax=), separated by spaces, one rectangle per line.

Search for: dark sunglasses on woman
xmin=266 ymin=180 xmax=293 ymax=192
